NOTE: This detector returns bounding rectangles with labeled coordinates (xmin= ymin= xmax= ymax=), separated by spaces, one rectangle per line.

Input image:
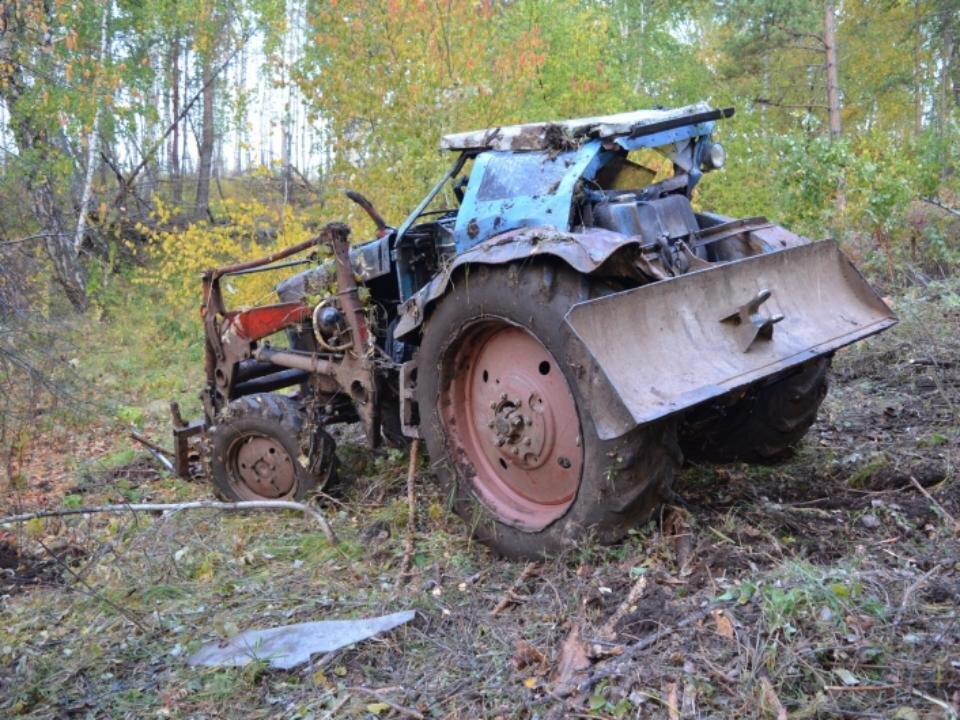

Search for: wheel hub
xmin=233 ymin=435 xmax=296 ymax=498
xmin=442 ymin=322 xmax=584 ymax=531
xmin=489 ymin=392 xmax=548 ymax=469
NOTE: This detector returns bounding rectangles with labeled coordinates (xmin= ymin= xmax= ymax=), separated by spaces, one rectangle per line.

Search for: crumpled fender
xmin=394 ymin=226 xmax=641 ymax=338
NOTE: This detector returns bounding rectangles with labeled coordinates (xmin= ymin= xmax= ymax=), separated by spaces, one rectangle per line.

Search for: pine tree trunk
xmin=195 ymin=53 xmax=215 ymax=220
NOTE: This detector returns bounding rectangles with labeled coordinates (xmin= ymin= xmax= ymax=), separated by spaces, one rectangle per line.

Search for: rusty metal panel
xmin=394 ymin=226 xmax=641 ymax=338
xmin=563 ymin=240 xmax=897 ymax=440
xmin=440 ymin=102 xmax=714 ymax=151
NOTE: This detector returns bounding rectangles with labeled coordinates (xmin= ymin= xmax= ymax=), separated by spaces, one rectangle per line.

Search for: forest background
xmin=2 ymin=2 xmax=960 ymax=717
xmin=1 ymin=0 xmax=959 ymax=445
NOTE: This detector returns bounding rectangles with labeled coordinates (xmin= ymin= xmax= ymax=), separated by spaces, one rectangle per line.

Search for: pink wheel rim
xmin=228 ymin=434 xmax=296 ymax=498
xmin=441 ymin=321 xmax=584 ymax=531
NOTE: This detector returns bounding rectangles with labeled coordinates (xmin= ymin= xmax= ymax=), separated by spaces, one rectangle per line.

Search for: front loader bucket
xmin=564 ymin=240 xmax=896 ymax=440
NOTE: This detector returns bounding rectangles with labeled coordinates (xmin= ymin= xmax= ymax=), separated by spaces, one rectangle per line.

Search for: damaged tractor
xmin=173 ymin=103 xmax=897 ymax=558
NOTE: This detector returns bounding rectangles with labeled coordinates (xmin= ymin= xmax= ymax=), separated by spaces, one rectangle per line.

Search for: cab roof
xmin=440 ymin=102 xmax=730 ymax=152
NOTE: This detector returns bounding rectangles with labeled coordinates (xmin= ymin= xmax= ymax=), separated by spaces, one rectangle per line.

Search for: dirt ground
xmin=1 ymin=282 xmax=958 ymax=719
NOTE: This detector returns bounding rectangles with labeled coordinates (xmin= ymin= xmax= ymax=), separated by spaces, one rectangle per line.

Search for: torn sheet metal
xmin=187 ymin=610 xmax=415 ymax=670
xmin=394 ymin=226 xmax=647 ymax=338
xmin=441 ymin=102 xmax=713 ymax=151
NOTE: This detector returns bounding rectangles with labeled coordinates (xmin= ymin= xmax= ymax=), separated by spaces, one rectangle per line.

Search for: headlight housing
xmin=701 ymin=142 xmax=726 ymax=171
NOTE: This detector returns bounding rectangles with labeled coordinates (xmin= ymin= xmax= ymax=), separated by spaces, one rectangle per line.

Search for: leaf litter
xmin=1 ymin=283 xmax=959 ymax=717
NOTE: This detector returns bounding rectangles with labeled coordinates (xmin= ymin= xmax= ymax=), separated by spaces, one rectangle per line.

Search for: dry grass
xmin=2 ymin=281 xmax=959 ymax=719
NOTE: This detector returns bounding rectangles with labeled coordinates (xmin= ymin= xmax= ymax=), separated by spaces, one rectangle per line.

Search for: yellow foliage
xmin=140 ymin=198 xmax=316 ymax=315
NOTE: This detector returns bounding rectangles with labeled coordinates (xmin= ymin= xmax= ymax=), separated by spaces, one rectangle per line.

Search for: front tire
xmin=418 ymin=261 xmax=677 ymax=559
xmin=209 ymin=393 xmax=336 ymax=501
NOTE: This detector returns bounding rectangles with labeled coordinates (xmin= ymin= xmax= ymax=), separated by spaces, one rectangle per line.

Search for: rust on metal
xmin=170 ymin=401 xmax=203 ymax=479
xmin=228 ymin=302 xmax=311 ymax=342
xmin=563 ymin=240 xmax=897 ymax=440
xmin=229 ymin=434 xmax=296 ymax=498
xmin=441 ymin=321 xmax=583 ymax=531
xmin=720 ymin=288 xmax=785 ymax=352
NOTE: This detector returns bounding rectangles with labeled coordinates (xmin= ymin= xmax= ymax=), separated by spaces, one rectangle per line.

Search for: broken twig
xmin=909 ymin=475 xmax=960 ymax=533
xmin=348 ymin=687 xmax=425 ymax=720
xmin=491 ymin=561 xmax=540 ymax=615
xmin=0 ymin=500 xmax=337 ymax=544
xmin=600 ymin=573 xmax=648 ymax=639
xmin=399 ymin=438 xmax=420 ymax=584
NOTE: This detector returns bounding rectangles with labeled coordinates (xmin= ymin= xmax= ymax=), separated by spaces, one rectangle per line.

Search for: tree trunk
xmin=74 ymin=1 xmax=111 ymax=255
xmin=195 ymin=52 xmax=215 ymax=220
xmin=824 ymin=3 xmax=842 ymax=139
xmin=169 ymin=36 xmax=182 ymax=204
xmin=824 ymin=2 xmax=845 ymax=215
xmin=940 ymin=16 xmax=955 ymax=139
xmin=0 ymin=8 xmax=86 ymax=311
xmin=914 ymin=0 xmax=924 ymax=135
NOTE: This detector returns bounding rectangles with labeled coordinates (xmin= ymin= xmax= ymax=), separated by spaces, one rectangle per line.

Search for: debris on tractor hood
xmin=187 ymin=610 xmax=416 ymax=669
xmin=440 ymin=102 xmax=730 ymax=151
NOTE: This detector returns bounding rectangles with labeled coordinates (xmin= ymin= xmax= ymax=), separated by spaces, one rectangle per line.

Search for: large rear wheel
xmin=418 ymin=261 xmax=678 ymax=559
xmin=679 ymin=358 xmax=830 ymax=464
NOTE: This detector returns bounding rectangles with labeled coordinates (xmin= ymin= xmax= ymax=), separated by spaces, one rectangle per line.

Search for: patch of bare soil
xmin=0 ymin=538 xmax=87 ymax=595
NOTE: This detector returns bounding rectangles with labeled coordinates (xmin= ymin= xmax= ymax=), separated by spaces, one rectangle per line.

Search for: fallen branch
xmin=909 ymin=475 xmax=960 ymax=533
xmin=398 ymin=438 xmax=420 ymax=584
xmin=1 ymin=500 xmax=337 ymax=543
xmin=911 ymin=688 xmax=958 ymax=719
xmin=600 ymin=573 xmax=648 ymax=639
xmin=348 ymin=687 xmax=424 ymax=720
xmin=491 ymin=561 xmax=540 ymax=615
xmin=572 ymin=605 xmax=721 ymax=694
xmin=921 ymin=196 xmax=960 ymax=220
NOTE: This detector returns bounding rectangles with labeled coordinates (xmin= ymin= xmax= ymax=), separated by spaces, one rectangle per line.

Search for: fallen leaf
xmin=712 ymin=609 xmax=735 ymax=640
xmin=551 ymin=623 xmax=590 ymax=691
xmin=511 ymin=641 xmax=545 ymax=671
xmin=523 ymin=676 xmax=537 ymax=689
xmin=366 ymin=702 xmax=390 ymax=714
xmin=759 ymin=677 xmax=787 ymax=720
xmin=311 ymin=669 xmax=329 ymax=687
xmin=892 ymin=707 xmax=920 ymax=720
xmin=834 ymin=668 xmax=859 ymax=686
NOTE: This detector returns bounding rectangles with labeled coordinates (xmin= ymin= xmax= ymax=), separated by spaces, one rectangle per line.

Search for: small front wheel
xmin=208 ymin=393 xmax=336 ymax=501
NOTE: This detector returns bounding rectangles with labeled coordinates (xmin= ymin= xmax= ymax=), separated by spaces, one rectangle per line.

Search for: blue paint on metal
xmin=395 ymin=118 xmax=719 ymax=299
xmin=612 ymin=121 xmax=714 ymax=152
xmin=452 ymin=140 xmax=604 ymax=252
